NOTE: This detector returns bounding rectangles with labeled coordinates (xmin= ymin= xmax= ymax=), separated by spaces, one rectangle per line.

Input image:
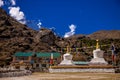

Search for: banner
xmin=50 ymin=53 xmax=53 ymax=65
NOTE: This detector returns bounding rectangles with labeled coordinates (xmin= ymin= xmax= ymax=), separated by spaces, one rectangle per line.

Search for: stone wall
xmin=0 ymin=70 xmax=32 ymax=78
xmin=49 ymin=68 xmax=115 ymax=73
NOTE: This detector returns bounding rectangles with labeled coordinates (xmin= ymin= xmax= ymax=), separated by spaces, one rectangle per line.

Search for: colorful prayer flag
xmin=50 ymin=53 xmax=53 ymax=65
xmin=111 ymin=43 xmax=116 ymax=65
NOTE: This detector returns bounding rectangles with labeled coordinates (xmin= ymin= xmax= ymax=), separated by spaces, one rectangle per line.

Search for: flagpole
xmin=50 ymin=53 xmax=53 ymax=68
xmin=111 ymin=43 xmax=116 ymax=66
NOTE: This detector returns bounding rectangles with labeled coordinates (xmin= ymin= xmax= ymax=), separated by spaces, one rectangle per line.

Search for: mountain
xmin=0 ymin=8 xmax=72 ymax=62
xmin=0 ymin=8 xmax=61 ymax=62
xmin=87 ymin=30 xmax=120 ymax=40
xmin=0 ymin=8 xmax=36 ymax=62
xmin=0 ymin=8 xmax=37 ymax=52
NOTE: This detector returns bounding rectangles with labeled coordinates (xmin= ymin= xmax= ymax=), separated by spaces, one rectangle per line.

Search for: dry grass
xmin=1 ymin=72 xmax=120 ymax=80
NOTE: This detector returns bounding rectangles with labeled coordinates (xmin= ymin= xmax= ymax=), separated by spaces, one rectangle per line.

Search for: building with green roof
xmin=12 ymin=52 xmax=61 ymax=70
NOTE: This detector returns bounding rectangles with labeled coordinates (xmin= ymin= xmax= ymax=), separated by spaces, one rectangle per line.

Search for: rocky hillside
xmin=87 ymin=30 xmax=120 ymax=40
xmin=0 ymin=8 xmax=61 ymax=62
xmin=0 ymin=8 xmax=35 ymax=59
xmin=0 ymin=8 xmax=74 ymax=62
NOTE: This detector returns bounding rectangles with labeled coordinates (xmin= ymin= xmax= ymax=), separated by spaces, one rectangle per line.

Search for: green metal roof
xmin=36 ymin=52 xmax=61 ymax=58
xmin=14 ymin=52 xmax=61 ymax=58
xmin=14 ymin=52 xmax=34 ymax=57
xmin=73 ymin=61 xmax=89 ymax=65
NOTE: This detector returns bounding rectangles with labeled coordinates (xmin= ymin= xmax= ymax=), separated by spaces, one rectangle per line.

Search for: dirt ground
xmin=0 ymin=72 xmax=120 ymax=80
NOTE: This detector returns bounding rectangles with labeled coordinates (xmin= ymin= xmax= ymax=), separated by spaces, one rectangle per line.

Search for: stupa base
xmin=49 ymin=65 xmax=118 ymax=73
xmin=89 ymin=58 xmax=108 ymax=65
xmin=59 ymin=60 xmax=75 ymax=66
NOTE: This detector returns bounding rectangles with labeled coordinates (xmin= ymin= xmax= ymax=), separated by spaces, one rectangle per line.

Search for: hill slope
xmin=0 ymin=8 xmax=60 ymax=62
xmin=87 ymin=30 xmax=120 ymax=40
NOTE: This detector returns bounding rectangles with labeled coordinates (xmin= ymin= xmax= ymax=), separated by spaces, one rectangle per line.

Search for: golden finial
xmin=66 ymin=45 xmax=70 ymax=53
xmin=66 ymin=45 xmax=69 ymax=53
xmin=96 ymin=39 xmax=99 ymax=49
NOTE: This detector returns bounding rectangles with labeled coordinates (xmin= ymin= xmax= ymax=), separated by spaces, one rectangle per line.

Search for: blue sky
xmin=1 ymin=0 xmax=120 ymax=37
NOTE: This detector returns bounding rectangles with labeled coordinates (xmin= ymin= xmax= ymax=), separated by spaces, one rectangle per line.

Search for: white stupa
xmin=89 ymin=39 xmax=108 ymax=65
xmin=59 ymin=46 xmax=74 ymax=66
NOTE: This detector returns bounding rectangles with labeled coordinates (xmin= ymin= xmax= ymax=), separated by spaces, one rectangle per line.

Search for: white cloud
xmin=69 ymin=24 xmax=76 ymax=32
xmin=10 ymin=0 xmax=16 ymax=6
xmin=0 ymin=0 xmax=26 ymax=24
xmin=9 ymin=7 xmax=26 ymax=24
xmin=0 ymin=0 xmax=4 ymax=7
xmin=64 ymin=24 xmax=76 ymax=38
xmin=37 ymin=20 xmax=42 ymax=29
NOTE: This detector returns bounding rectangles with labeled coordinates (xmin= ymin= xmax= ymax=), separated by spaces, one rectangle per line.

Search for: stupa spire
xmin=96 ymin=39 xmax=99 ymax=49
xmin=66 ymin=45 xmax=70 ymax=53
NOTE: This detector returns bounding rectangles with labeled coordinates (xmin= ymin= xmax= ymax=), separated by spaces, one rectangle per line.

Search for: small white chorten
xmin=59 ymin=45 xmax=74 ymax=66
xmin=89 ymin=39 xmax=108 ymax=65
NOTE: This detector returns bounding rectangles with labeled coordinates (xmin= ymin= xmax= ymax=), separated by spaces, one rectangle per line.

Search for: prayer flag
xmin=50 ymin=53 xmax=53 ymax=65
xmin=111 ymin=43 xmax=116 ymax=65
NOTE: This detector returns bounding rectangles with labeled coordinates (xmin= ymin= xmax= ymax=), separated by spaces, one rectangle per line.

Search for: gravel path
xmin=0 ymin=73 xmax=120 ymax=80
